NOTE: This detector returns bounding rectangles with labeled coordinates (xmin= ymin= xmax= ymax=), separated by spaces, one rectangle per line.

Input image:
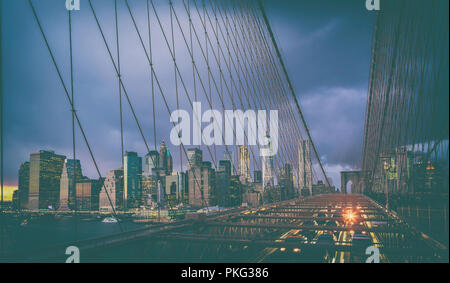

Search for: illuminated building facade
xmin=262 ymin=134 xmax=275 ymax=191
xmin=144 ymin=150 xmax=159 ymax=175
xmin=188 ymin=160 xmax=215 ymax=207
xmin=99 ymin=168 xmax=124 ymax=212
xmin=28 ymin=150 xmax=66 ymax=210
xmin=238 ymin=145 xmax=251 ymax=184
xmin=58 ymin=159 xmax=83 ymax=211
xmin=124 ymin=151 xmax=142 ymax=209
xmin=298 ymin=140 xmax=312 ymax=195
xmin=165 ymin=172 xmax=188 ymax=206
xmin=158 ymin=141 xmax=173 ymax=176
xmin=141 ymin=173 xmax=158 ymax=208
xmin=75 ymin=179 xmax=102 ymax=211
xmin=187 ymin=148 xmax=202 ymax=169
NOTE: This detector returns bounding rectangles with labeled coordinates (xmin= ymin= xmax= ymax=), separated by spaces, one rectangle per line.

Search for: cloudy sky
xmin=1 ymin=0 xmax=375 ymax=194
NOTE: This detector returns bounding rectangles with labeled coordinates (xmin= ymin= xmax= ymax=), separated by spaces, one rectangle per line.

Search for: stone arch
xmin=340 ymin=171 xmax=368 ymax=194
xmin=346 ymin=180 xmax=353 ymax=194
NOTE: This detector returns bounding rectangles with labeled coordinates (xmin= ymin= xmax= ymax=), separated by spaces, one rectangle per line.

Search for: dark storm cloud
xmin=2 ymin=0 xmax=375 ymax=189
xmin=302 ymin=86 xmax=367 ymax=166
xmin=265 ymin=0 xmax=374 ymax=187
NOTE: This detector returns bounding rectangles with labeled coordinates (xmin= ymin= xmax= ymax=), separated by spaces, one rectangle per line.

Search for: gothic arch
xmin=340 ymin=171 xmax=368 ymax=194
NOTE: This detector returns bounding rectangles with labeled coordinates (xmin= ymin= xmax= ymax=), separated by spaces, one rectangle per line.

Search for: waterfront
xmin=1 ymin=214 xmax=149 ymax=256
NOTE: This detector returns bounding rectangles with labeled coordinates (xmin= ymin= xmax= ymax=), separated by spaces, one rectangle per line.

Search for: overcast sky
xmin=1 ymin=0 xmax=375 ymax=190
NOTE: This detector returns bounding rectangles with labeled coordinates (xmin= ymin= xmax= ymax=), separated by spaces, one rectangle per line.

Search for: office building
xmin=75 ymin=179 xmax=102 ymax=211
xmin=216 ymin=160 xmax=232 ymax=207
xmin=124 ymin=151 xmax=142 ymax=209
xmin=262 ymin=134 xmax=274 ymax=192
xmin=144 ymin=150 xmax=159 ymax=175
xmin=254 ymin=170 xmax=262 ymax=184
xmin=238 ymin=145 xmax=251 ymax=184
xmin=279 ymin=163 xmax=294 ymax=199
xmin=17 ymin=162 xmax=30 ymax=209
xmin=141 ymin=172 xmax=158 ymax=208
xmin=28 ymin=150 xmax=66 ymax=210
xmin=99 ymin=168 xmax=124 ymax=212
xmin=187 ymin=148 xmax=202 ymax=169
xmin=188 ymin=160 xmax=215 ymax=207
xmin=224 ymin=151 xmax=235 ymax=175
xmin=298 ymin=139 xmax=312 ymax=195
xmin=58 ymin=159 xmax=83 ymax=211
xmin=219 ymin=160 xmax=232 ymax=177
xmin=165 ymin=172 xmax=188 ymax=206
xmin=158 ymin=141 xmax=173 ymax=176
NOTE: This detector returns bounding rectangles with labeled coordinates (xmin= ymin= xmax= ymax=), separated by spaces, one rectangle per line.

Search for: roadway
xmin=4 ymin=194 xmax=448 ymax=262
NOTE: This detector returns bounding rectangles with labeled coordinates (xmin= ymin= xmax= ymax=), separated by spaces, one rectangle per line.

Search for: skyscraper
xmin=58 ymin=159 xmax=83 ymax=211
xmin=238 ymin=145 xmax=250 ymax=184
xmin=262 ymin=134 xmax=274 ymax=192
xmin=144 ymin=150 xmax=159 ymax=175
xmin=157 ymin=179 xmax=165 ymax=206
xmin=124 ymin=151 xmax=142 ymax=209
xmin=18 ymin=162 xmax=30 ymax=209
xmin=28 ymin=150 xmax=66 ymax=210
xmin=279 ymin=163 xmax=294 ymax=200
xmin=187 ymin=148 xmax=203 ymax=169
xmin=141 ymin=172 xmax=158 ymax=208
xmin=298 ymin=139 xmax=312 ymax=195
xmin=224 ymin=151 xmax=235 ymax=175
xmin=99 ymin=168 xmax=124 ymax=212
xmin=216 ymin=160 xmax=232 ymax=207
xmin=188 ymin=156 xmax=215 ymax=207
xmin=158 ymin=141 xmax=173 ymax=175
xmin=165 ymin=172 xmax=187 ymax=206
xmin=254 ymin=170 xmax=262 ymax=184
xmin=75 ymin=178 xmax=103 ymax=211
xmin=253 ymin=170 xmax=263 ymax=194
xmin=219 ymin=160 xmax=232 ymax=177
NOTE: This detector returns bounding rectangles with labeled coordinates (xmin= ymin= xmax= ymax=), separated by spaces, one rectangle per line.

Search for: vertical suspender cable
xmin=68 ymin=9 xmax=79 ymax=241
xmin=146 ymin=0 xmax=157 ymax=151
xmin=115 ymin=0 xmax=124 ymax=167
xmin=169 ymin=1 xmax=183 ymax=176
xmin=0 ymin=0 xmax=4 ymax=257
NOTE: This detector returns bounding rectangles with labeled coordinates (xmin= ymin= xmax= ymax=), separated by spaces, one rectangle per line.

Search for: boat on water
xmin=20 ymin=219 xmax=28 ymax=226
xmin=102 ymin=216 xmax=119 ymax=223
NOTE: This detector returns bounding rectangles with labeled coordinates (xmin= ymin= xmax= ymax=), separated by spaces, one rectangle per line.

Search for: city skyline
xmin=13 ymin=138 xmax=325 ymax=211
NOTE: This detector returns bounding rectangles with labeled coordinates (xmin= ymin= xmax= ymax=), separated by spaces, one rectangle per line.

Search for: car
xmin=300 ymin=220 xmax=316 ymax=241
xmin=302 ymin=220 xmax=316 ymax=227
xmin=316 ymin=233 xmax=335 ymax=246
xmin=285 ymin=234 xmax=308 ymax=243
xmin=325 ymin=221 xmax=340 ymax=237
xmin=317 ymin=213 xmax=327 ymax=225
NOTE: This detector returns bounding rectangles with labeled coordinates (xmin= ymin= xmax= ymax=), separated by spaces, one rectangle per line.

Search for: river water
xmin=1 ymin=214 xmax=149 ymax=256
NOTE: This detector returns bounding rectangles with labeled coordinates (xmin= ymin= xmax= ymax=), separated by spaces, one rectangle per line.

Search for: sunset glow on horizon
xmin=1 ymin=186 xmax=18 ymax=202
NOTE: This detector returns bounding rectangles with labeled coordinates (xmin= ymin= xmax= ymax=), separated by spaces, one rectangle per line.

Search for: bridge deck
xmin=4 ymin=194 xmax=448 ymax=263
